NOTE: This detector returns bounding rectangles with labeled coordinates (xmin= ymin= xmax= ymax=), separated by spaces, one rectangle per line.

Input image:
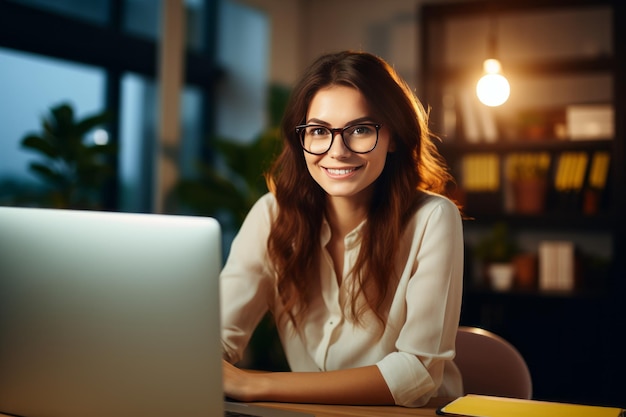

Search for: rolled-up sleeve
xmin=376 ymin=196 xmax=464 ymax=407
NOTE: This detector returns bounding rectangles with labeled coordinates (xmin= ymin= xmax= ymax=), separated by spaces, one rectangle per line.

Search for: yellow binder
xmin=438 ymin=395 xmax=624 ymax=417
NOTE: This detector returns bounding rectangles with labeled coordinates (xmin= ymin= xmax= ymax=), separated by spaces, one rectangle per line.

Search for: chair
xmin=454 ymin=326 xmax=533 ymax=399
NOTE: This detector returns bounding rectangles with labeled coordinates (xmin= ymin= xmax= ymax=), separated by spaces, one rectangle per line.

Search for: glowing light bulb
xmin=93 ymin=128 xmax=109 ymax=145
xmin=476 ymin=58 xmax=510 ymax=107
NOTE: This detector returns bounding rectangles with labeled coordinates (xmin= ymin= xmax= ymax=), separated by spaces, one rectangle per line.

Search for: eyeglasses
xmin=295 ymin=123 xmax=382 ymax=155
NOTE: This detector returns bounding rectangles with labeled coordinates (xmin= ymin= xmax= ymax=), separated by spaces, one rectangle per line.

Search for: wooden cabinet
xmin=420 ymin=0 xmax=625 ymax=407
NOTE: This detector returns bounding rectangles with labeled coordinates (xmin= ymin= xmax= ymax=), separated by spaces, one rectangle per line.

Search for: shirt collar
xmin=320 ymin=218 xmax=366 ymax=249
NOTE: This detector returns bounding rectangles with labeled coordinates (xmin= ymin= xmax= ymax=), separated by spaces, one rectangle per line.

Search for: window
xmin=215 ymin=0 xmax=269 ymax=143
xmin=0 ymin=0 xmax=220 ymax=212
xmin=0 ymin=47 xmax=105 ymax=193
xmin=118 ymin=74 xmax=204 ymax=213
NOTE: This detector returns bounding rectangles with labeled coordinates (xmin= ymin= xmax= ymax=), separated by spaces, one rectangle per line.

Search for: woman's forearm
xmin=223 ymin=360 xmax=394 ymax=405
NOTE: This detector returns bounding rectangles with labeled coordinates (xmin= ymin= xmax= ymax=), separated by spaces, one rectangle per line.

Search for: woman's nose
xmin=328 ymin=132 xmax=350 ymax=158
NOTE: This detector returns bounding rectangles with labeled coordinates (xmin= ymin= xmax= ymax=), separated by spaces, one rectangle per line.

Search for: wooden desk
xmin=0 ymin=398 xmax=453 ymax=417
xmin=246 ymin=397 xmax=453 ymax=416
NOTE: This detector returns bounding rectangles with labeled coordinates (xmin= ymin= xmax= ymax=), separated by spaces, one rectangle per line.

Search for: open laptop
xmin=0 ymin=206 xmax=311 ymax=417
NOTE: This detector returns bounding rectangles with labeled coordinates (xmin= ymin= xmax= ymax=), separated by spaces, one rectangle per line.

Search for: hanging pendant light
xmin=476 ymin=17 xmax=510 ymax=107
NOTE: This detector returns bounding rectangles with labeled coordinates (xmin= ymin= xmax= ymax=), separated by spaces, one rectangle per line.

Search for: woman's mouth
xmin=324 ymin=166 xmax=361 ymax=177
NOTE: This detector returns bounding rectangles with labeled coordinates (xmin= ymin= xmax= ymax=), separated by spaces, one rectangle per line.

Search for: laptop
xmin=0 ymin=206 xmax=311 ymax=417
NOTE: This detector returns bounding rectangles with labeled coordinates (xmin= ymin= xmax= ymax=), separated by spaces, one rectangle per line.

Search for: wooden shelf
xmin=438 ymin=138 xmax=613 ymax=154
xmin=430 ymin=56 xmax=614 ymax=83
xmin=463 ymin=287 xmax=607 ymax=301
xmin=462 ymin=212 xmax=614 ymax=231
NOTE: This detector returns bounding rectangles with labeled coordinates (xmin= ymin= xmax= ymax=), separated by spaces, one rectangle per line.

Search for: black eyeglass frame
xmin=295 ymin=123 xmax=382 ymax=155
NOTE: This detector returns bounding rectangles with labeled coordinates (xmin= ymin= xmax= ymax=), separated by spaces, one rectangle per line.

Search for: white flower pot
xmin=488 ymin=263 xmax=515 ymax=292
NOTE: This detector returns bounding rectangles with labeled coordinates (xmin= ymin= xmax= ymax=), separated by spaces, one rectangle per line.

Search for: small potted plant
xmin=474 ymin=222 xmax=520 ymax=291
xmin=507 ymin=152 xmax=550 ymax=214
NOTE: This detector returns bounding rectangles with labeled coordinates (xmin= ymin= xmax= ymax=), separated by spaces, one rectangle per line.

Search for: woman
xmin=221 ymin=50 xmax=464 ymax=407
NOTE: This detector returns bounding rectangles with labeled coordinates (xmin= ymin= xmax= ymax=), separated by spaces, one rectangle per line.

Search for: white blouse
xmin=220 ymin=192 xmax=464 ymax=407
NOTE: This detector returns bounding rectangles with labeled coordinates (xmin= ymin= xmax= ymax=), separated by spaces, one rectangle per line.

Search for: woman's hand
xmin=222 ymin=360 xmax=268 ymax=402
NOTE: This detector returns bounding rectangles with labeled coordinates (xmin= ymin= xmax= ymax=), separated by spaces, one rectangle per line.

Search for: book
xmin=462 ymin=153 xmax=500 ymax=192
xmin=459 ymin=89 xmax=481 ymax=143
xmin=566 ymin=104 xmax=614 ymax=140
xmin=587 ymin=151 xmax=610 ymax=190
xmin=538 ymin=240 xmax=575 ymax=292
xmin=582 ymin=151 xmax=611 ymax=214
xmin=553 ymin=151 xmax=589 ymax=211
xmin=554 ymin=151 xmax=588 ymax=192
xmin=437 ymin=394 xmax=624 ymax=417
xmin=458 ymin=88 xmax=498 ymax=143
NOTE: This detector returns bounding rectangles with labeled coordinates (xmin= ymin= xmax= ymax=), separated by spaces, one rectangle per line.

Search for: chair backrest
xmin=454 ymin=326 xmax=533 ymax=399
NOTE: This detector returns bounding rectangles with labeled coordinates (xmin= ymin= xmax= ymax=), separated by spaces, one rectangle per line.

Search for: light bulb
xmin=93 ymin=128 xmax=109 ymax=145
xmin=476 ymin=58 xmax=510 ymax=107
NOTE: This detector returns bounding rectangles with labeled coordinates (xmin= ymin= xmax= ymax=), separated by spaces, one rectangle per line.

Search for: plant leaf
xmin=21 ymin=135 xmax=58 ymax=159
xmin=29 ymin=162 xmax=64 ymax=186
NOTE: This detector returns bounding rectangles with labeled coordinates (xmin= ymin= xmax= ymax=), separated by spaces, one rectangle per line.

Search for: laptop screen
xmin=0 ymin=207 xmax=224 ymax=417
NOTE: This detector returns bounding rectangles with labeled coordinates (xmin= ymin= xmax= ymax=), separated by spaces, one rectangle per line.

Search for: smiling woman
xmin=220 ymin=50 xmax=464 ymax=408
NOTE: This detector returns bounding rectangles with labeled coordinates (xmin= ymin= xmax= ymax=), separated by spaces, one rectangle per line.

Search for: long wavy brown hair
xmin=266 ymin=51 xmax=453 ymax=329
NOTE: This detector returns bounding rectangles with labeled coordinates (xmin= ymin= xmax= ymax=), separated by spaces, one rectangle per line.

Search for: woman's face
xmin=302 ymin=85 xmax=393 ymax=205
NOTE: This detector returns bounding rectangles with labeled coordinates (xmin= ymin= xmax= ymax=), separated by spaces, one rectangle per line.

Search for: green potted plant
xmin=517 ymin=109 xmax=549 ymax=140
xmin=474 ymin=222 xmax=520 ymax=291
xmin=507 ymin=152 xmax=550 ymax=214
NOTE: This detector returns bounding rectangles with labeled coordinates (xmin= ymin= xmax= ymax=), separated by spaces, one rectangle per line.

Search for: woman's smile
xmin=323 ymin=165 xmax=362 ymax=177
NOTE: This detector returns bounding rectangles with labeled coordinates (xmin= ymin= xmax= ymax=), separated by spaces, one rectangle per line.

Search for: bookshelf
xmin=420 ymin=0 xmax=625 ymax=407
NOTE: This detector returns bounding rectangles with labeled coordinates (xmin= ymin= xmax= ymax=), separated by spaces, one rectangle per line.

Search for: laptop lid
xmin=0 ymin=207 xmax=224 ymax=417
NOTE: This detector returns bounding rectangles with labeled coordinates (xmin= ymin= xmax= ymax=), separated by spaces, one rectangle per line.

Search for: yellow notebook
xmin=437 ymin=395 xmax=624 ymax=417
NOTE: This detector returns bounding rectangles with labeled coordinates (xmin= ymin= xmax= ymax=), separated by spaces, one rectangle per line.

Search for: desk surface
xmin=246 ymin=397 xmax=452 ymax=416
xmin=0 ymin=398 xmax=452 ymax=417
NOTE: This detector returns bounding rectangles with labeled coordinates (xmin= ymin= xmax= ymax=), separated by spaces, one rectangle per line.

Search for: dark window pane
xmin=215 ymin=0 xmax=269 ymax=141
xmin=119 ymin=73 xmax=158 ymax=213
xmin=185 ymin=0 xmax=210 ymax=51
xmin=123 ymin=0 xmax=211 ymax=51
xmin=119 ymin=73 xmax=204 ymax=213
xmin=9 ymin=0 xmax=110 ymax=25
xmin=123 ymin=0 xmax=160 ymax=41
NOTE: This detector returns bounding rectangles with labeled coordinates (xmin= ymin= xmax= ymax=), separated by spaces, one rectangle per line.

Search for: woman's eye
xmin=350 ymin=125 xmax=371 ymax=136
xmin=310 ymin=127 xmax=328 ymax=136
